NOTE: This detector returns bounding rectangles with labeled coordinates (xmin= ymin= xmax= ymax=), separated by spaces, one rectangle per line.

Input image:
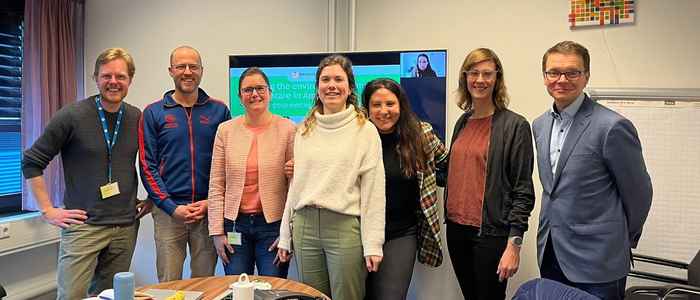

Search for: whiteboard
xmin=588 ymin=88 xmax=700 ymax=282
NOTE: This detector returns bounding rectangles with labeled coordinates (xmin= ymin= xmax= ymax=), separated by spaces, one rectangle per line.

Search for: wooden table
xmin=138 ymin=275 xmax=329 ymax=300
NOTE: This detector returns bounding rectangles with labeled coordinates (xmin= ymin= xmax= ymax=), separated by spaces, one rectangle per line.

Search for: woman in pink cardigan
xmin=207 ymin=67 xmax=295 ymax=277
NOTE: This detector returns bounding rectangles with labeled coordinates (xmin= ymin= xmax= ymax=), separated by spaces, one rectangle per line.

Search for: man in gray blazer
xmin=533 ymin=41 xmax=653 ymax=300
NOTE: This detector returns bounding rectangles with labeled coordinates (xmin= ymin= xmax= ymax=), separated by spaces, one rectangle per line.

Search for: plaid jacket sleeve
xmin=415 ymin=122 xmax=448 ymax=267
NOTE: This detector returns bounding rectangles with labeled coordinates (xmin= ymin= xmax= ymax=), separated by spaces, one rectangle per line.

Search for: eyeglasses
xmin=172 ymin=64 xmax=202 ymax=72
xmin=465 ymin=69 xmax=498 ymax=80
xmin=99 ymin=73 xmax=130 ymax=82
xmin=241 ymin=85 xmax=269 ymax=95
xmin=544 ymin=70 xmax=585 ymax=81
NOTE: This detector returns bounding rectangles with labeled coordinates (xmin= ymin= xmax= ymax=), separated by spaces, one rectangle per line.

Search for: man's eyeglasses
xmin=241 ymin=86 xmax=269 ymax=95
xmin=172 ymin=64 xmax=202 ymax=72
xmin=99 ymin=74 xmax=130 ymax=82
xmin=465 ymin=70 xmax=498 ymax=80
xmin=544 ymin=70 xmax=585 ymax=81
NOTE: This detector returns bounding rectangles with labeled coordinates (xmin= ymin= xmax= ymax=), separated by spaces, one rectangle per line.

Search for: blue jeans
xmin=540 ymin=238 xmax=625 ymax=300
xmin=223 ymin=214 xmax=288 ymax=277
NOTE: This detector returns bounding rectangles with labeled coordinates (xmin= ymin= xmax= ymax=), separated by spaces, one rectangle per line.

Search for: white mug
xmin=230 ymin=273 xmax=255 ymax=300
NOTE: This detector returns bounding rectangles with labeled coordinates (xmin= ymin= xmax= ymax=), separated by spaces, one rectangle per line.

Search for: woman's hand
xmin=496 ymin=240 xmax=520 ymax=282
xmin=268 ymin=236 xmax=280 ymax=252
xmin=365 ymin=255 xmax=383 ymax=272
xmin=276 ymin=248 xmax=292 ymax=267
xmin=269 ymin=237 xmax=287 ymax=267
xmin=213 ymin=234 xmax=234 ymax=265
xmin=284 ymin=159 xmax=294 ymax=179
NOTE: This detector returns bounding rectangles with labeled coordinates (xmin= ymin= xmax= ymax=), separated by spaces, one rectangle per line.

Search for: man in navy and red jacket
xmin=139 ymin=45 xmax=230 ymax=282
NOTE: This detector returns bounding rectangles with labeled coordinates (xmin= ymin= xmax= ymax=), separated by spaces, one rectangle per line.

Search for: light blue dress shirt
xmin=549 ymin=93 xmax=585 ymax=176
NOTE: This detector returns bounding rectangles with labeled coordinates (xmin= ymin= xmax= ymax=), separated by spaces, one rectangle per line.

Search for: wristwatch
xmin=509 ymin=236 xmax=523 ymax=247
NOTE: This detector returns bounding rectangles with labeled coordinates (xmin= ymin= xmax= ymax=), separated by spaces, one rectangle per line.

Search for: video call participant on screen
xmin=22 ymin=48 xmax=147 ymax=300
xmin=277 ymin=54 xmax=385 ymax=299
xmin=412 ymin=53 xmax=437 ymax=78
xmin=360 ymin=78 xmax=447 ymax=300
xmin=534 ymin=41 xmax=653 ymax=300
xmin=437 ymin=48 xmax=535 ymax=300
xmin=207 ymin=67 xmax=295 ymax=277
xmin=139 ymin=45 xmax=230 ymax=282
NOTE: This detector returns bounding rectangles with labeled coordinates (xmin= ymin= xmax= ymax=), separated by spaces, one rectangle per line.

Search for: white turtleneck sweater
xmin=278 ymin=105 xmax=386 ymax=257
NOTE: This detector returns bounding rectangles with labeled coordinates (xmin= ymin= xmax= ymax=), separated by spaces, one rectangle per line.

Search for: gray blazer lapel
xmin=541 ymin=115 xmax=555 ymax=192
xmin=552 ymin=97 xmax=594 ymax=190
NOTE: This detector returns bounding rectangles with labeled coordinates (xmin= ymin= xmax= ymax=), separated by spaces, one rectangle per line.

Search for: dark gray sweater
xmin=22 ymin=95 xmax=141 ymax=225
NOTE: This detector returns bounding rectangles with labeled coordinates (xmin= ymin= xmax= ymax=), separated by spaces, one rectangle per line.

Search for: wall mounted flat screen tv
xmin=229 ymin=50 xmax=447 ymax=140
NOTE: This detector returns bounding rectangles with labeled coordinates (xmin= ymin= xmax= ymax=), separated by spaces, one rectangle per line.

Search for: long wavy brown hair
xmin=301 ymin=54 xmax=366 ymax=136
xmin=361 ymin=78 xmax=427 ymax=177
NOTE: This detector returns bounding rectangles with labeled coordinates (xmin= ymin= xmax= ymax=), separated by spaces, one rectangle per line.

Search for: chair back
xmin=690 ymin=250 xmax=700 ymax=300
xmin=513 ymin=278 xmax=599 ymax=300
xmin=690 ymin=250 xmax=700 ymax=286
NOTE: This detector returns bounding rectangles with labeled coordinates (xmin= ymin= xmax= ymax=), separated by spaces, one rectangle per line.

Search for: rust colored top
xmin=446 ymin=115 xmax=492 ymax=227
xmin=239 ymin=124 xmax=265 ymax=214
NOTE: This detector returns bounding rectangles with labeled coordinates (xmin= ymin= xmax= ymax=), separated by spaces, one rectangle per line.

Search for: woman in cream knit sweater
xmin=277 ymin=54 xmax=386 ymax=300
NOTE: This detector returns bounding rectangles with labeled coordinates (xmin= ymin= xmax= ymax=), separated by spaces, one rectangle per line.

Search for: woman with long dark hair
xmin=413 ymin=53 xmax=437 ymax=77
xmin=361 ymin=78 xmax=447 ymax=300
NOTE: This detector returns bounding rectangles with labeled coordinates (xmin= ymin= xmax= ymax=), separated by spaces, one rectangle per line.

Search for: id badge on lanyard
xmin=227 ymin=222 xmax=243 ymax=245
xmin=95 ymin=96 xmax=124 ymax=199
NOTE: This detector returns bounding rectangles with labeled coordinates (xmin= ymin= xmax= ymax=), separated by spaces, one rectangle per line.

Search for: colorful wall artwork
xmin=569 ymin=0 xmax=635 ymax=28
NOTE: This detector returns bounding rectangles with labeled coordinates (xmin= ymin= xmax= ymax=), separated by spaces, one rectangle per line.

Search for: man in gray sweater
xmin=22 ymin=48 xmax=148 ymax=300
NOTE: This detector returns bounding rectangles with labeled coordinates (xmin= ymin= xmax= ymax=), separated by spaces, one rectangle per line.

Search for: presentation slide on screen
xmin=230 ymin=65 xmax=401 ymax=123
xmin=229 ymin=50 xmax=447 ymax=140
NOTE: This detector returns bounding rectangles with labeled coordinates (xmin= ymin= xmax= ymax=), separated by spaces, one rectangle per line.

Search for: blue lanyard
xmin=95 ymin=96 xmax=124 ymax=182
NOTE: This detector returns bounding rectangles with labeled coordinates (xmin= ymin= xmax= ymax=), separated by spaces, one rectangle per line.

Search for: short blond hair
xmin=93 ymin=48 xmax=135 ymax=79
xmin=542 ymin=41 xmax=590 ymax=73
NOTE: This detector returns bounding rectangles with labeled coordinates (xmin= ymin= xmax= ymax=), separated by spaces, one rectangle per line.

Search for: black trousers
xmin=365 ymin=233 xmax=417 ymax=300
xmin=446 ymin=220 xmax=508 ymax=300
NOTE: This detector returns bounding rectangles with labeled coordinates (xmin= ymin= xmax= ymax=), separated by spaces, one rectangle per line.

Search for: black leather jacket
xmin=437 ymin=108 xmax=535 ymax=238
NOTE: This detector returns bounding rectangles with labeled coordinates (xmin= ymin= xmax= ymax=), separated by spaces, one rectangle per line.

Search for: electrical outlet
xmin=0 ymin=223 xmax=10 ymax=240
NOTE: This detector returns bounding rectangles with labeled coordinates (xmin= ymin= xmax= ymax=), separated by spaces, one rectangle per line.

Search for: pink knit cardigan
xmin=208 ymin=115 xmax=295 ymax=235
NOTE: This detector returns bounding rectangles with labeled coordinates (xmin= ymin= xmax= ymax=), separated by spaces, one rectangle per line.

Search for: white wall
xmin=83 ymin=0 xmax=333 ymax=287
xmin=355 ymin=0 xmax=700 ymax=299
xmin=84 ymin=0 xmax=332 ymax=109
xmin=5 ymin=0 xmax=694 ymax=299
